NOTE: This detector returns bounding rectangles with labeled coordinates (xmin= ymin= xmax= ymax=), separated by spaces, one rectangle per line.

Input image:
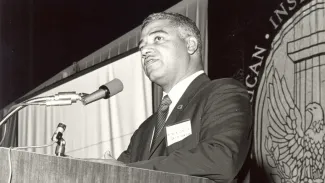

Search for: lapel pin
xmin=177 ymin=105 xmax=183 ymax=110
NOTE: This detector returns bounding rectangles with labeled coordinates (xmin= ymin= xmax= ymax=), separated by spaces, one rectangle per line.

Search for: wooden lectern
xmin=0 ymin=147 xmax=214 ymax=183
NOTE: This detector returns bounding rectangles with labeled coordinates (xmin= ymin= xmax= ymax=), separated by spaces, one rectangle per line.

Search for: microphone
xmin=82 ymin=78 xmax=123 ymax=105
xmin=51 ymin=123 xmax=66 ymax=142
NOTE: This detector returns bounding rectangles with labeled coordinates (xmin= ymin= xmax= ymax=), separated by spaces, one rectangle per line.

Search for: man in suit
xmin=117 ymin=12 xmax=252 ymax=183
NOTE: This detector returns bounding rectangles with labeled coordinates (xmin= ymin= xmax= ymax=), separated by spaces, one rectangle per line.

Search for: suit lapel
xmin=148 ymin=74 xmax=210 ymax=158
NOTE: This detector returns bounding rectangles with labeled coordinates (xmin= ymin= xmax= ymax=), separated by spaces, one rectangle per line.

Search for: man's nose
xmin=141 ymin=46 xmax=153 ymax=58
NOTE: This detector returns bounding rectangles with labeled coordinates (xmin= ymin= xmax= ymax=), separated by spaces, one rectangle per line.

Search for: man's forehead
xmin=141 ymin=19 xmax=173 ymax=36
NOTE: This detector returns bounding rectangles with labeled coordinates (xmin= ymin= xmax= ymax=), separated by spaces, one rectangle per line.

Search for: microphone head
xmin=103 ymin=78 xmax=124 ymax=97
xmin=82 ymin=78 xmax=124 ymax=105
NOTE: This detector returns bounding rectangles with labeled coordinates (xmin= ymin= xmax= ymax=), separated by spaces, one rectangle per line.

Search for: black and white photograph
xmin=1 ymin=0 xmax=324 ymax=182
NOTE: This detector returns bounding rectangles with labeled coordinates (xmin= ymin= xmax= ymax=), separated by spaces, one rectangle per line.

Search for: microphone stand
xmin=55 ymin=137 xmax=66 ymax=157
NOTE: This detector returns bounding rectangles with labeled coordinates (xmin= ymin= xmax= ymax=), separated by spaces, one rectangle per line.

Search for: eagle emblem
xmin=266 ymin=68 xmax=325 ymax=183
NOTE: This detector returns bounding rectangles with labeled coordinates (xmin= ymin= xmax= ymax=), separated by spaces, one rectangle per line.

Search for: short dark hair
xmin=141 ymin=12 xmax=202 ymax=55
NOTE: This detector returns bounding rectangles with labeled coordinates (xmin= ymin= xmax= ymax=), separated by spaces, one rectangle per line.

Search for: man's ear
xmin=186 ymin=36 xmax=198 ymax=55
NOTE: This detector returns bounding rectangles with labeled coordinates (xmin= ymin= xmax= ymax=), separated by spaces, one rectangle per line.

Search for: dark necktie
xmin=151 ymin=95 xmax=172 ymax=148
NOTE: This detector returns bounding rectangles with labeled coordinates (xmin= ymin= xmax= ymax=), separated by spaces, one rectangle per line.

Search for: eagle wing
xmin=266 ymin=68 xmax=305 ymax=178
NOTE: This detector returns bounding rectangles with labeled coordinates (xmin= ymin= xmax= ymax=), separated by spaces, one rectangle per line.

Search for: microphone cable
xmin=0 ymin=124 xmax=7 ymax=146
xmin=7 ymin=142 xmax=56 ymax=183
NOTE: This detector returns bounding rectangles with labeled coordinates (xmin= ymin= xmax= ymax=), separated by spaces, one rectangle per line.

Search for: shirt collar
xmin=162 ymin=70 xmax=204 ymax=105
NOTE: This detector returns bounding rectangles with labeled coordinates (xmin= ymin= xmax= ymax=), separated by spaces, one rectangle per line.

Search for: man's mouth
xmin=145 ymin=59 xmax=158 ymax=68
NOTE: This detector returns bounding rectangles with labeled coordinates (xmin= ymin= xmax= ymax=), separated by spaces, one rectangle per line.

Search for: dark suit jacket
xmin=118 ymin=74 xmax=252 ymax=183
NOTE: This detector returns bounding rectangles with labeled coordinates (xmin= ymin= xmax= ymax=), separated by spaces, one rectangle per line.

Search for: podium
xmin=0 ymin=147 xmax=214 ymax=183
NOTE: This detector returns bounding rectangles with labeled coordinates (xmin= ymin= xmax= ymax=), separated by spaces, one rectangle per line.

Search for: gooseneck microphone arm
xmin=0 ymin=92 xmax=85 ymax=128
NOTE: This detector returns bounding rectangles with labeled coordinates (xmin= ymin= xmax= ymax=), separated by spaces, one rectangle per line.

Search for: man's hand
xmin=103 ymin=150 xmax=114 ymax=159
xmin=77 ymin=150 xmax=126 ymax=166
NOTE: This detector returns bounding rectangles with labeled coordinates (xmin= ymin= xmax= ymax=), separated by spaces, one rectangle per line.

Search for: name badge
xmin=166 ymin=120 xmax=192 ymax=146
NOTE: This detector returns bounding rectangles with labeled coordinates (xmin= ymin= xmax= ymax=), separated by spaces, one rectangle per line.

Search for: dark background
xmin=0 ymin=0 xmax=287 ymax=109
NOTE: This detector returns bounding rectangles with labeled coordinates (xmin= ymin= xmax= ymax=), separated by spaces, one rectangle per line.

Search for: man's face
xmin=139 ymin=19 xmax=190 ymax=90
